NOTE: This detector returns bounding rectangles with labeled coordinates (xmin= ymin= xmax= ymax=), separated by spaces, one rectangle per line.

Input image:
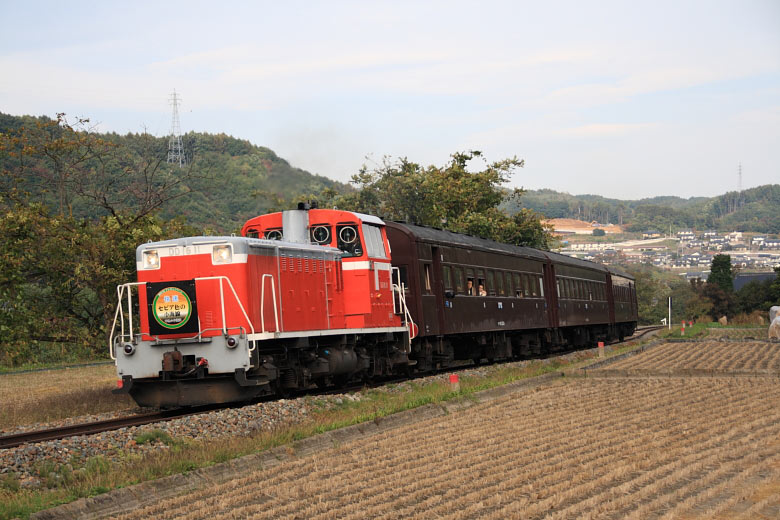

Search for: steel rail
xmin=0 ymin=408 xmax=214 ymax=450
xmin=2 ymin=326 xmax=658 ymax=450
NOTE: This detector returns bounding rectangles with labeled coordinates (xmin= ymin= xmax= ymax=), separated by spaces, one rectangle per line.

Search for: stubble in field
xmin=606 ymin=340 xmax=780 ymax=373
xmin=0 ymin=365 xmax=133 ymax=431
xmin=118 ymin=377 xmax=780 ymax=520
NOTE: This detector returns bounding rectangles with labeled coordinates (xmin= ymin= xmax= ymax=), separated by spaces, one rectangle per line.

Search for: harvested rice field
xmin=117 ymin=376 xmax=780 ymax=520
xmin=605 ymin=340 xmax=780 ymax=373
xmin=704 ymin=327 xmax=768 ymax=339
xmin=0 ymin=364 xmax=134 ymax=430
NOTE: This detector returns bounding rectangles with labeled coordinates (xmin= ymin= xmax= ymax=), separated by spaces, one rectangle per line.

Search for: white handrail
xmin=392 ymin=282 xmax=416 ymax=353
xmin=260 ymin=274 xmax=280 ymax=333
xmin=195 ymin=276 xmax=255 ymax=337
xmin=110 ymin=277 xmax=256 ymax=360
xmin=108 ymin=282 xmax=145 ymax=361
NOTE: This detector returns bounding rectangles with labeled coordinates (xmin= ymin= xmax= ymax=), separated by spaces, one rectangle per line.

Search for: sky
xmin=1 ymin=0 xmax=778 ymax=199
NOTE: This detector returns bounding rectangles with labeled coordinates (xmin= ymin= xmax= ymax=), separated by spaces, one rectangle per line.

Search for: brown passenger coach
xmin=385 ymin=222 xmax=637 ymax=370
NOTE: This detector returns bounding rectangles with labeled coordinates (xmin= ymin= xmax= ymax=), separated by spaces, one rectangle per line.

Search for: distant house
xmin=764 ymin=239 xmax=780 ymax=249
xmin=642 ymin=230 xmax=662 ymax=239
xmin=702 ymin=231 xmax=718 ymax=238
xmin=677 ymin=230 xmax=695 ymax=240
xmin=752 ymin=236 xmax=766 ymax=246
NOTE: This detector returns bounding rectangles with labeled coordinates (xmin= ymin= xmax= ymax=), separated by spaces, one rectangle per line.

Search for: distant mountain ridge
xmin=507 ymin=185 xmax=779 ymax=234
xmin=0 ymin=112 xmax=349 ymax=232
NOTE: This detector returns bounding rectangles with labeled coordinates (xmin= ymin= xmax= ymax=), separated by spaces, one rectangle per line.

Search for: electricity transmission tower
xmin=167 ymin=89 xmax=186 ymax=167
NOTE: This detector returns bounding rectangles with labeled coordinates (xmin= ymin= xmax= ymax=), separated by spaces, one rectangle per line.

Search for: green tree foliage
xmin=736 ymin=267 xmax=780 ymax=314
xmin=707 ymin=254 xmax=734 ymax=293
xmin=592 ymin=228 xmax=606 ymax=236
xmin=626 ymin=266 xmax=712 ymax=325
xmin=327 ymin=151 xmax=553 ymax=249
xmin=0 ymin=116 xmax=196 ymax=366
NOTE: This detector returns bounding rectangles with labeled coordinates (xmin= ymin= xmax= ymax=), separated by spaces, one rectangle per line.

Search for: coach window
xmin=466 ymin=268 xmax=475 ymax=295
xmin=443 ymin=265 xmax=453 ymax=291
xmin=477 ymin=271 xmax=486 ymax=296
xmin=538 ymin=276 xmax=545 ymax=297
xmin=530 ymin=275 xmax=538 ymax=297
xmin=454 ymin=267 xmax=465 ymax=294
xmin=487 ymin=271 xmax=496 ymax=296
xmin=514 ymin=273 xmax=522 ymax=297
xmin=496 ymin=271 xmax=505 ymax=296
xmin=423 ymin=264 xmax=432 ymax=292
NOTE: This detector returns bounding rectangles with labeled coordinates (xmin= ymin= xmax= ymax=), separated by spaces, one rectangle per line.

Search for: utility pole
xmin=738 ymin=162 xmax=743 ymax=209
xmin=167 ymin=89 xmax=186 ymax=167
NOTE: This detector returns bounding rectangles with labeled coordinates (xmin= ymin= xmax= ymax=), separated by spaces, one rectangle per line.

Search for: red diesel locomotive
xmin=111 ymin=204 xmax=637 ymax=407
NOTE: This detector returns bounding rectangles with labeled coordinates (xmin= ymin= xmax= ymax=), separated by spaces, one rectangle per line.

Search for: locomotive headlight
xmin=123 ymin=343 xmax=135 ymax=356
xmin=212 ymin=245 xmax=233 ymax=264
xmin=142 ymin=250 xmax=160 ymax=269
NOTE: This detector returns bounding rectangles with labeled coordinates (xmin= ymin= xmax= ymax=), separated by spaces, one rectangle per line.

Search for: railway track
xmin=0 ymin=407 xmax=217 ymax=450
xmin=2 ymin=328 xmax=662 ymax=450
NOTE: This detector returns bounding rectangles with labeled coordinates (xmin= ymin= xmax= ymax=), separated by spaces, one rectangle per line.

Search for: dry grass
xmin=606 ymin=340 xmax=780 ymax=372
xmin=117 ymin=377 xmax=780 ymax=520
xmin=0 ymin=365 xmax=133 ymax=431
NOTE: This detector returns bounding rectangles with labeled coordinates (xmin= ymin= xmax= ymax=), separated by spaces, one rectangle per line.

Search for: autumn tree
xmin=0 ymin=115 xmax=199 ymax=365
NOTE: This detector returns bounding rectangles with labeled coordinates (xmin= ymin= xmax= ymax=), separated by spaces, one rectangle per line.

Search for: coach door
xmin=543 ymin=263 xmax=559 ymax=329
xmin=431 ymin=246 xmax=446 ymax=334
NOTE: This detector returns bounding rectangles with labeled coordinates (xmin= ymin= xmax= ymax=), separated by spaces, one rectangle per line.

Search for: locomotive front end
xmin=111 ymin=236 xmax=273 ymax=407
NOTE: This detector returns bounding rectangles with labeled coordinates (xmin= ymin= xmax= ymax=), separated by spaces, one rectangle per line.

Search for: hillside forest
xmin=507 ymin=185 xmax=780 ymax=233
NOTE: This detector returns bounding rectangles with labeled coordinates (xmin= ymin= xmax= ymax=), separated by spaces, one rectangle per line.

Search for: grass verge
xmin=0 ymin=344 xmax=643 ymax=520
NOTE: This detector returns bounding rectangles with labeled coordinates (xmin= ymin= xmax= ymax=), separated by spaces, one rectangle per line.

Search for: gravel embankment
xmin=1 ymin=347 xmax=605 ymax=489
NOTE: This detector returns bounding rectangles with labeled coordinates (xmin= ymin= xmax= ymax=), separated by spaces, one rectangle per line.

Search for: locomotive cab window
xmin=265 ymin=228 xmax=283 ymax=240
xmin=362 ymin=224 xmax=387 ymax=259
xmin=337 ymin=224 xmax=363 ymax=257
xmin=310 ymin=225 xmax=332 ymax=245
xmin=246 ymin=228 xmax=259 ymax=239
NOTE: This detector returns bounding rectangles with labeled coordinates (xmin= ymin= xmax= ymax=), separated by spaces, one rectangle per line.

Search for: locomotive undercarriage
xmin=121 ymin=322 xmax=635 ymax=408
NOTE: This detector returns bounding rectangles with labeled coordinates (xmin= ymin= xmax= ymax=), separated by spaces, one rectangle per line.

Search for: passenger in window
xmin=466 ymin=279 xmax=474 ymax=295
xmin=478 ymin=284 xmax=487 ymax=297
